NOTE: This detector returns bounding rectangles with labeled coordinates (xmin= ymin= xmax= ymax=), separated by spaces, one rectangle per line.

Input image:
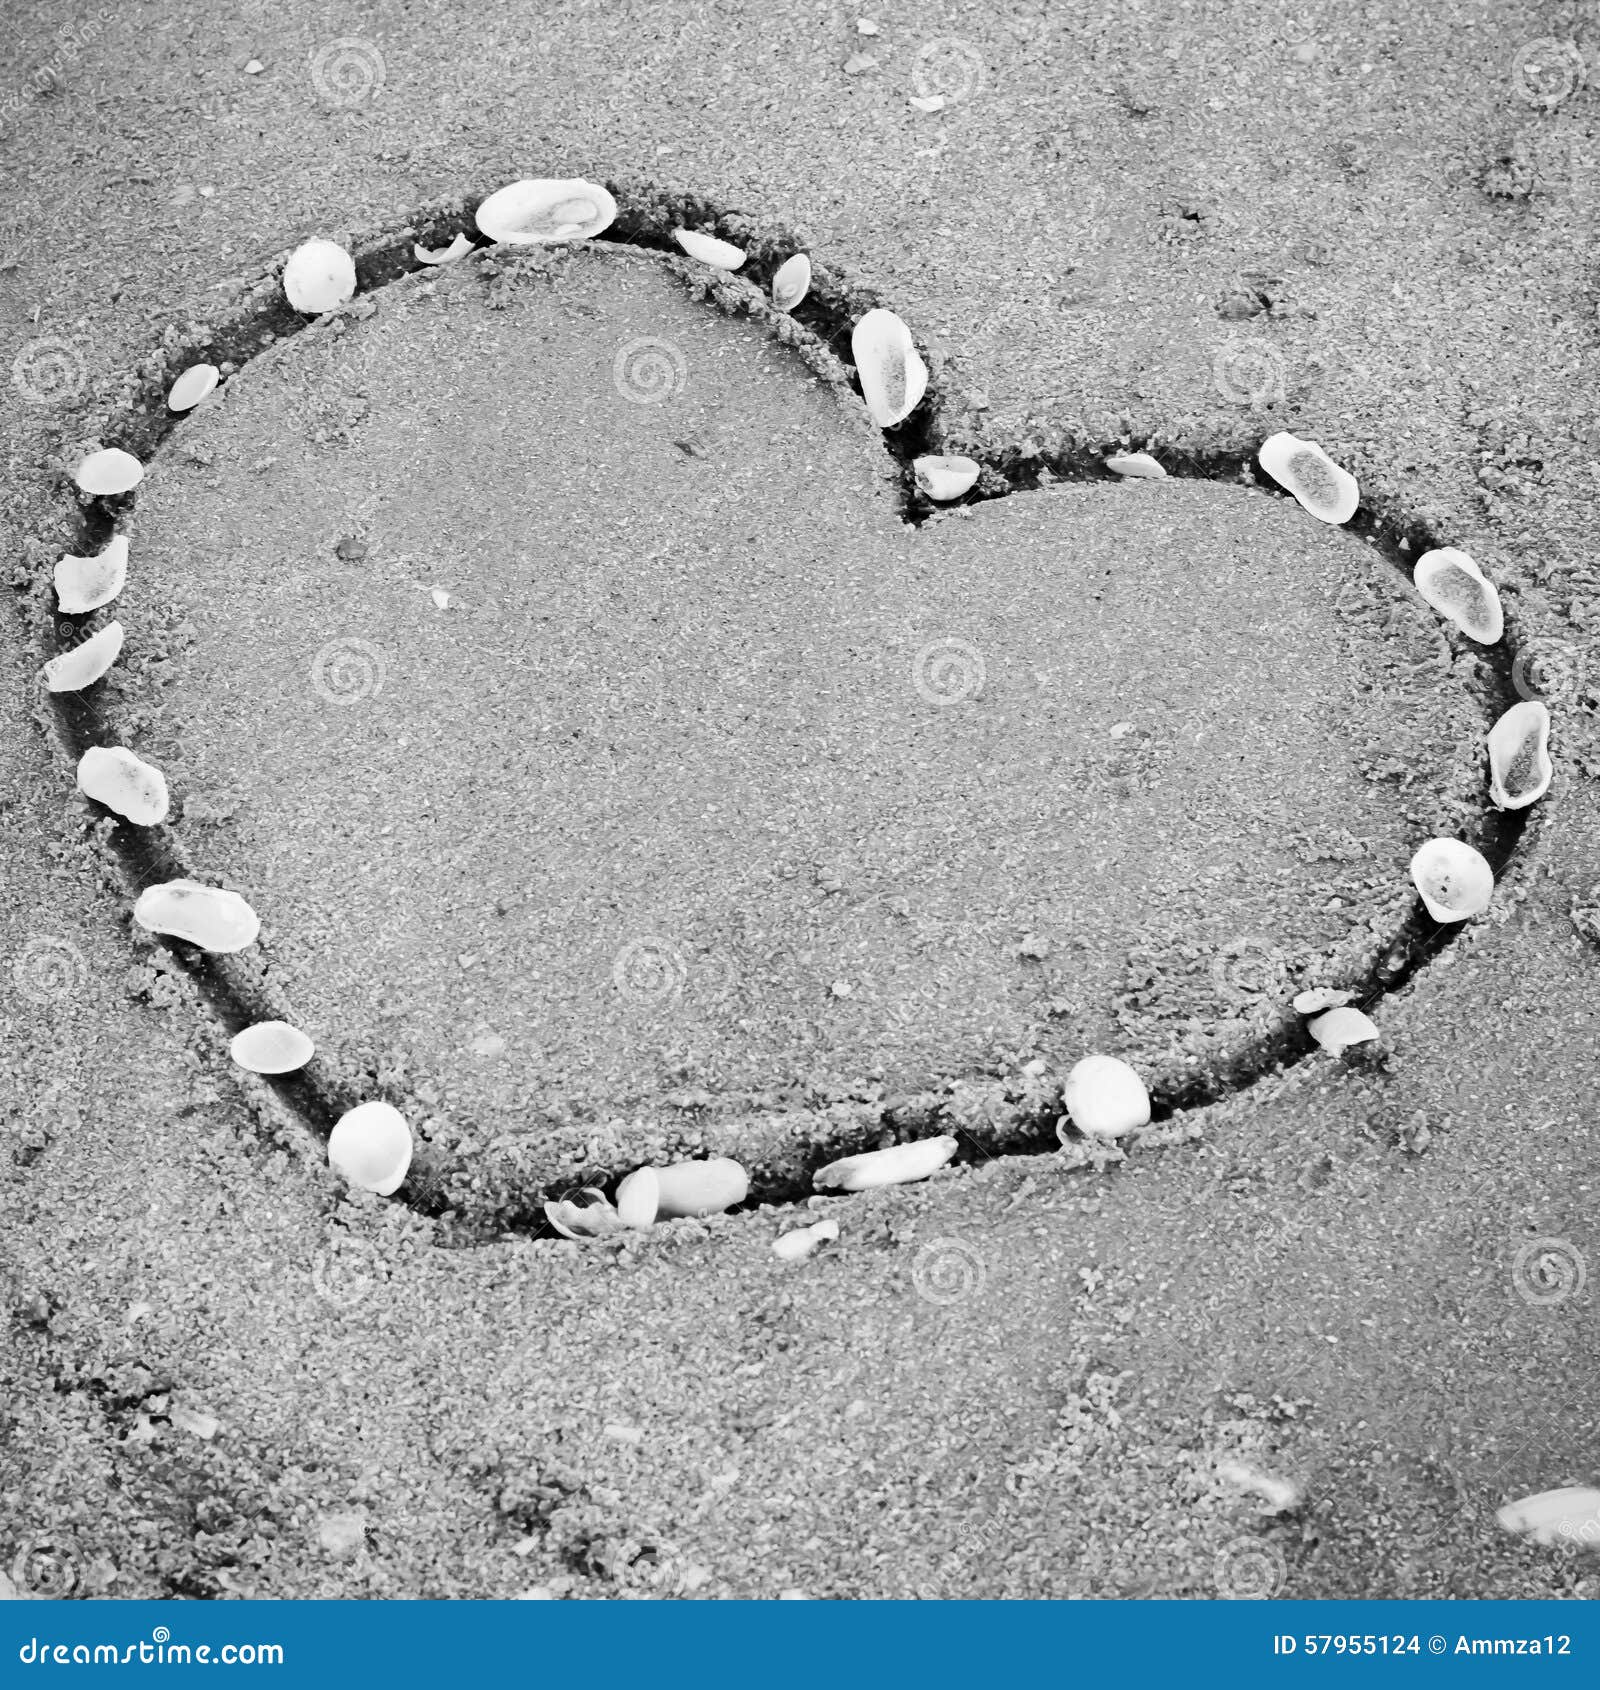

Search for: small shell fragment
xmin=1257 ymin=431 xmax=1358 ymax=525
xmin=673 ymin=228 xmax=746 ymax=270
xmin=54 ymin=536 xmax=128 ymax=613
xmin=413 ymin=233 xmax=473 ymax=266
xmin=1488 ymin=700 xmax=1553 ymax=810
xmin=1307 ymin=1005 xmax=1379 ymax=1054
xmin=1292 ymin=986 xmax=1356 ymax=1015
xmin=615 ymin=1165 xmax=661 ymax=1229
xmin=77 ymin=745 xmax=169 ymax=825
xmin=133 ymin=879 xmax=260 ymax=952
xmin=475 ymin=178 xmax=617 ymax=244
xmin=773 ymin=1217 xmax=840 ymax=1261
xmin=229 ymin=1019 xmax=315 ymax=1075
xmin=1495 ymin=1486 xmax=1600 ymax=1549
xmin=851 ymin=307 xmax=928 ymax=428
xmin=283 ymin=238 xmax=356 ymax=314
xmin=327 ymin=1100 xmax=412 ymax=1196
xmin=1062 ymin=1053 xmax=1151 ymax=1140
xmin=1409 ymin=838 xmax=1495 ymax=922
xmin=43 ymin=620 xmax=123 ymax=692
xmin=1217 ymin=1460 xmax=1303 ymax=1515
xmin=771 ymin=252 xmax=812 ymax=312
xmin=1105 ymin=451 xmax=1168 ymax=479
xmin=167 ymin=363 xmax=220 ymax=412
xmin=1413 ymin=547 xmax=1503 ymax=644
xmin=813 ymin=1135 xmax=957 ymax=1192
xmin=655 ymin=1157 xmax=748 ymax=1219
xmin=74 ymin=448 xmax=144 ymax=497
xmin=544 ymin=1188 xmax=627 ymax=1241
xmin=913 ymin=454 xmax=980 ymax=501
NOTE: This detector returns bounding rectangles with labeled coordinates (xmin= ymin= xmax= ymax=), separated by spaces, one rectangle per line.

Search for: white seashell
xmin=653 ymin=1157 xmax=749 ymax=1218
xmin=1488 ymin=700 xmax=1553 ymax=809
xmin=74 ymin=448 xmax=144 ymax=497
xmin=814 ymin=1134 xmax=957 ymax=1192
xmin=328 ymin=1101 xmax=412 ymax=1195
xmin=1062 ymin=1053 xmax=1151 ymax=1140
xmin=913 ymin=454 xmax=980 ymax=501
xmin=771 ymin=252 xmax=812 ymax=311
xmin=1307 ymin=1005 xmax=1379 ymax=1054
xmin=544 ymin=1187 xmax=627 ymax=1240
xmin=1409 ymin=838 xmax=1494 ymax=922
xmin=77 ymin=745 xmax=169 ymax=825
xmin=672 ymin=228 xmax=746 ymax=269
xmin=615 ymin=1165 xmax=661 ymax=1229
xmin=55 ymin=536 xmax=128 ymax=613
xmin=283 ymin=238 xmax=356 ymax=314
xmin=851 ymin=307 xmax=929 ymax=428
xmin=1217 ymin=1460 xmax=1304 ymax=1514
xmin=167 ymin=363 xmax=220 ymax=412
xmin=1495 ymin=1486 xmax=1600 ymax=1549
xmin=1413 ymin=547 xmax=1503 ymax=644
xmin=1292 ymin=987 xmax=1355 ymax=1015
xmin=133 ymin=879 xmax=260 ymax=952
xmin=1257 ymin=431 xmax=1358 ymax=525
xmin=43 ymin=620 xmax=123 ymax=691
xmin=475 ymin=178 xmax=617 ymax=244
xmin=772 ymin=1217 xmax=840 ymax=1261
xmin=1105 ymin=451 xmax=1168 ymax=479
xmin=229 ymin=1019 xmax=315 ymax=1074
xmin=908 ymin=93 xmax=946 ymax=113
xmin=413 ymin=233 xmax=473 ymax=266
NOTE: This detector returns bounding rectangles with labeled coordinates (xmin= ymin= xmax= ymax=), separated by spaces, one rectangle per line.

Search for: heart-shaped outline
xmin=41 ymin=181 xmax=1537 ymax=1236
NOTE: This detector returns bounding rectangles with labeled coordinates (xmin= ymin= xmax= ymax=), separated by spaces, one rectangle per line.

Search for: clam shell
xmin=772 ymin=1217 xmax=840 ymax=1261
xmin=328 ymin=1100 xmax=412 ymax=1196
xmin=1292 ymin=987 xmax=1355 ymax=1015
xmin=133 ymin=879 xmax=260 ymax=952
xmin=77 ymin=745 xmax=169 ymax=825
xmin=414 ymin=233 xmax=473 ymax=265
xmin=813 ymin=1135 xmax=957 ymax=1192
xmin=229 ymin=1019 xmax=315 ymax=1074
xmin=283 ymin=238 xmax=356 ymax=314
xmin=43 ymin=620 xmax=123 ymax=691
xmin=1307 ymin=1005 xmax=1379 ymax=1054
xmin=672 ymin=228 xmax=746 ymax=269
xmin=1257 ymin=431 xmax=1358 ymax=525
xmin=167 ymin=363 xmax=220 ymax=412
xmin=74 ymin=448 xmax=144 ymax=497
xmin=771 ymin=253 xmax=812 ymax=311
xmin=1488 ymin=699 xmax=1553 ymax=809
xmin=1104 ymin=451 xmax=1167 ymax=479
xmin=913 ymin=454 xmax=980 ymax=501
xmin=1495 ymin=1486 xmax=1600 ymax=1549
xmin=1413 ymin=547 xmax=1503 ymax=643
xmin=544 ymin=1188 xmax=627 ymax=1240
xmin=1061 ymin=1053 xmax=1151 ymax=1139
xmin=476 ymin=179 xmax=617 ymax=244
xmin=851 ymin=307 xmax=928 ymax=428
xmin=1409 ymin=837 xmax=1494 ymax=922
xmin=654 ymin=1157 xmax=748 ymax=1218
xmin=615 ymin=1165 xmax=661 ymax=1229
xmin=54 ymin=536 xmax=128 ymax=613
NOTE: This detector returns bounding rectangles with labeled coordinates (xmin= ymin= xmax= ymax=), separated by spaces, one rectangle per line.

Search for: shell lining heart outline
xmin=43 ymin=179 xmax=1537 ymax=1240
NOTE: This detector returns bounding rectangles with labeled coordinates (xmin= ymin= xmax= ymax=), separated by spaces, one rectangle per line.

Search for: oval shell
xmin=1292 ymin=987 xmax=1356 ymax=1015
xmin=74 ymin=448 xmax=144 ymax=497
xmin=654 ymin=1157 xmax=748 ymax=1219
xmin=414 ymin=233 xmax=473 ymax=265
xmin=327 ymin=1100 xmax=412 ymax=1196
xmin=1488 ymin=700 xmax=1552 ymax=809
xmin=167 ymin=363 xmax=220 ymax=412
xmin=77 ymin=745 xmax=169 ymax=825
xmin=771 ymin=253 xmax=812 ymax=311
xmin=1257 ymin=431 xmax=1358 ymax=525
xmin=54 ymin=536 xmax=128 ymax=613
xmin=544 ymin=1188 xmax=626 ymax=1241
xmin=1105 ymin=451 xmax=1167 ymax=479
xmin=672 ymin=228 xmax=746 ymax=269
xmin=1409 ymin=838 xmax=1494 ymax=922
xmin=133 ymin=879 xmax=260 ymax=952
xmin=1495 ymin=1486 xmax=1600 ymax=1549
xmin=1307 ymin=1005 xmax=1379 ymax=1054
xmin=615 ymin=1165 xmax=661 ymax=1229
xmin=851 ymin=308 xmax=929 ymax=429
xmin=913 ymin=454 xmax=980 ymax=501
xmin=229 ymin=1019 xmax=315 ymax=1075
xmin=1061 ymin=1053 xmax=1151 ymax=1140
xmin=772 ymin=1217 xmax=840 ymax=1261
xmin=283 ymin=238 xmax=356 ymax=314
xmin=1413 ymin=547 xmax=1503 ymax=643
xmin=813 ymin=1135 xmax=957 ymax=1192
xmin=475 ymin=178 xmax=617 ymax=244
xmin=43 ymin=620 xmax=123 ymax=692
